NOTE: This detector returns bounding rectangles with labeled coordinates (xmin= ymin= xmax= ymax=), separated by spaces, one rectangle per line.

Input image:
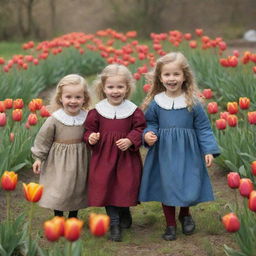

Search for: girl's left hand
xmin=116 ymin=138 xmax=133 ymax=151
xmin=205 ymin=154 xmax=214 ymax=167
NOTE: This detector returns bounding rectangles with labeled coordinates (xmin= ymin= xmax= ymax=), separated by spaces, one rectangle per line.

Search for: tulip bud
xmin=215 ymin=119 xmax=226 ymax=130
xmin=9 ymin=132 xmax=15 ymax=142
xmin=12 ymin=109 xmax=23 ymax=122
xmin=239 ymin=178 xmax=254 ymax=198
xmin=227 ymin=172 xmax=240 ymax=189
xmin=202 ymin=89 xmax=213 ymax=99
xmin=248 ymin=111 xmax=256 ymax=125
xmin=89 ymin=213 xmax=110 ymax=237
xmin=13 ymin=99 xmax=24 ymax=109
xmin=27 ymin=113 xmax=38 ymax=126
xmin=0 ymin=113 xmax=7 ymax=126
xmin=44 ymin=216 xmax=65 ymax=242
xmin=1 ymin=171 xmax=18 ymax=191
xmin=207 ymin=102 xmax=218 ymax=114
xmin=251 ymin=161 xmax=256 ymax=176
xmin=64 ymin=218 xmax=84 ymax=241
xmin=227 ymin=102 xmax=238 ymax=114
xmin=227 ymin=115 xmax=238 ymax=127
xmin=222 ymin=213 xmax=240 ymax=232
xmin=0 ymin=101 xmax=6 ymax=112
xmin=239 ymin=97 xmax=250 ymax=110
xmin=40 ymin=106 xmax=51 ymax=117
xmin=23 ymin=182 xmax=43 ymax=202
xmin=220 ymin=111 xmax=229 ymax=121
xmin=4 ymin=99 xmax=13 ymax=109
xmin=248 ymin=191 xmax=256 ymax=212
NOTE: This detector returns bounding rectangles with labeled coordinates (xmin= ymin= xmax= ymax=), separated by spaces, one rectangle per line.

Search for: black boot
xmin=179 ymin=215 xmax=195 ymax=235
xmin=119 ymin=207 xmax=132 ymax=229
xmin=162 ymin=226 xmax=176 ymax=241
xmin=109 ymin=224 xmax=122 ymax=242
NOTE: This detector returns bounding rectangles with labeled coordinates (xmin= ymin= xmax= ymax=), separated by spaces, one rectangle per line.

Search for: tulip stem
xmin=28 ymin=202 xmax=35 ymax=238
xmin=6 ymin=191 xmax=11 ymax=223
xmin=67 ymin=241 xmax=72 ymax=256
xmin=234 ymin=189 xmax=239 ymax=211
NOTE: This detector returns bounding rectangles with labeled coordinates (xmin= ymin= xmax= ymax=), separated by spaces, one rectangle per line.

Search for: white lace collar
xmin=154 ymin=92 xmax=187 ymax=110
xmin=52 ymin=109 xmax=87 ymax=126
xmin=95 ymin=99 xmax=137 ymax=119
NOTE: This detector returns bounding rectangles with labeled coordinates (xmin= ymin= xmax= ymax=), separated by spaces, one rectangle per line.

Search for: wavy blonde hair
xmin=48 ymin=74 xmax=91 ymax=113
xmin=141 ymin=52 xmax=201 ymax=111
xmin=94 ymin=64 xmax=135 ymax=100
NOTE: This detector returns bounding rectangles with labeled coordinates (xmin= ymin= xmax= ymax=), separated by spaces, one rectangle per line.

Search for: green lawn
xmin=0 ymin=41 xmax=28 ymax=59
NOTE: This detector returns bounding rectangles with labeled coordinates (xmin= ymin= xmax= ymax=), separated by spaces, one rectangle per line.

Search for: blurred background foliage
xmin=0 ymin=0 xmax=255 ymax=41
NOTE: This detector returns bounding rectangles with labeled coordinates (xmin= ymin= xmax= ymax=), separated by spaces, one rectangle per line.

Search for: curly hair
xmin=141 ymin=52 xmax=201 ymax=111
xmin=48 ymin=74 xmax=91 ymax=113
xmin=93 ymin=64 xmax=135 ymax=100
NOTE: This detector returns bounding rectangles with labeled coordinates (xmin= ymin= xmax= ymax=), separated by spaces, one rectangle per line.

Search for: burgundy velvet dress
xmin=84 ymin=100 xmax=146 ymax=207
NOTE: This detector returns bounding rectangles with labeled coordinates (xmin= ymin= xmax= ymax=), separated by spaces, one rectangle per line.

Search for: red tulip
xmin=40 ymin=106 xmax=51 ymax=117
xmin=227 ymin=115 xmax=238 ymax=127
xmin=27 ymin=113 xmax=38 ymax=126
xmin=227 ymin=172 xmax=240 ymax=189
xmin=195 ymin=28 xmax=203 ymax=36
xmin=28 ymin=101 xmax=37 ymax=112
xmin=89 ymin=213 xmax=110 ymax=237
xmin=13 ymin=99 xmax=24 ymax=109
xmin=227 ymin=102 xmax=238 ymax=114
xmin=0 ymin=113 xmax=7 ymax=126
xmin=0 ymin=101 xmax=6 ymax=112
xmin=248 ymin=190 xmax=256 ymax=212
xmin=239 ymin=97 xmax=250 ymax=110
xmin=9 ymin=132 xmax=15 ymax=142
xmin=222 ymin=213 xmax=240 ymax=232
xmin=23 ymin=182 xmax=43 ymax=202
xmin=189 ymin=40 xmax=197 ymax=49
xmin=220 ymin=111 xmax=229 ymax=121
xmin=215 ymin=119 xmax=226 ymax=130
xmin=1 ymin=171 xmax=18 ymax=191
xmin=248 ymin=111 xmax=256 ymax=124
xmin=239 ymin=178 xmax=254 ymax=198
xmin=202 ymin=89 xmax=213 ymax=99
xmin=143 ymin=84 xmax=151 ymax=93
xmin=12 ymin=109 xmax=23 ymax=121
xmin=4 ymin=99 xmax=13 ymax=109
xmin=253 ymin=66 xmax=256 ymax=73
xmin=64 ymin=218 xmax=84 ymax=241
xmin=207 ymin=102 xmax=218 ymax=114
xmin=44 ymin=216 xmax=65 ymax=242
xmin=251 ymin=161 xmax=256 ymax=176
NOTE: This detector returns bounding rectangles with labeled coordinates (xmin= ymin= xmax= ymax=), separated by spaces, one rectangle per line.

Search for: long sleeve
xmin=126 ymin=108 xmax=146 ymax=151
xmin=193 ymin=104 xmax=220 ymax=157
xmin=31 ymin=117 xmax=55 ymax=161
xmin=84 ymin=109 xmax=99 ymax=147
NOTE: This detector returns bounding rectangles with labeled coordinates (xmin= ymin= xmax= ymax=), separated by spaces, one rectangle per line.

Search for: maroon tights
xmin=162 ymin=204 xmax=190 ymax=226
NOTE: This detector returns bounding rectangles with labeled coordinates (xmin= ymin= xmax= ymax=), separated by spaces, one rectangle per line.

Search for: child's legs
xmin=68 ymin=210 xmax=78 ymax=218
xmin=162 ymin=204 xmax=176 ymax=226
xmin=54 ymin=210 xmax=63 ymax=216
xmin=179 ymin=207 xmax=190 ymax=217
xmin=105 ymin=206 xmax=120 ymax=226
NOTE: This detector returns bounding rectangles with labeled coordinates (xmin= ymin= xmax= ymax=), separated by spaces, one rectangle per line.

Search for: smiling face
xmin=60 ymin=84 xmax=85 ymax=116
xmin=103 ymin=76 xmax=128 ymax=106
xmin=160 ymin=61 xmax=185 ymax=97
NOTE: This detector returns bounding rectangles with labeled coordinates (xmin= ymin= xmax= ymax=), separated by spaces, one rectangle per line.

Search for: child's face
xmin=60 ymin=84 xmax=85 ymax=116
xmin=160 ymin=62 xmax=185 ymax=97
xmin=103 ymin=76 xmax=128 ymax=106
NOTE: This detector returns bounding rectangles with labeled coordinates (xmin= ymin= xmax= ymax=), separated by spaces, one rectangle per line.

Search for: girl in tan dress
xmin=32 ymin=74 xmax=90 ymax=218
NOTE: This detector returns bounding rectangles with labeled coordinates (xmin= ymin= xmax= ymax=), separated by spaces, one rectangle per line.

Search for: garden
xmin=0 ymin=28 xmax=256 ymax=256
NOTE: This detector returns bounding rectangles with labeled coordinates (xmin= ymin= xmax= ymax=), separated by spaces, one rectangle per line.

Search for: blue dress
xmin=139 ymin=93 xmax=220 ymax=207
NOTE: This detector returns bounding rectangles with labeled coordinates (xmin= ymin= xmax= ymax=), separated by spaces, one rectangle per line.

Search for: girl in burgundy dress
xmin=84 ymin=64 xmax=146 ymax=242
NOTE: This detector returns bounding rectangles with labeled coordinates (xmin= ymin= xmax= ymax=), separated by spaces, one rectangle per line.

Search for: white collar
xmin=95 ymin=99 xmax=137 ymax=119
xmin=52 ymin=109 xmax=87 ymax=126
xmin=154 ymin=92 xmax=187 ymax=110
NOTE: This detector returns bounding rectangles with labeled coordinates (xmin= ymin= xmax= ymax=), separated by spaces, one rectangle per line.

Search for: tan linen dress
xmin=31 ymin=114 xmax=89 ymax=211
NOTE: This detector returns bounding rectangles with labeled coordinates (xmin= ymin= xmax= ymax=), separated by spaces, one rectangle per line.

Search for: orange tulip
xmin=12 ymin=109 xmax=23 ymax=121
xmin=215 ymin=119 xmax=226 ymax=130
xmin=222 ymin=213 xmax=240 ymax=232
xmin=44 ymin=216 xmax=65 ymax=242
xmin=248 ymin=191 xmax=256 ymax=212
xmin=207 ymin=102 xmax=218 ymax=114
xmin=23 ymin=182 xmax=43 ymax=202
xmin=89 ymin=213 xmax=110 ymax=237
xmin=227 ymin=172 xmax=240 ymax=189
xmin=0 ymin=113 xmax=7 ymax=126
xmin=40 ymin=106 xmax=51 ymax=117
xmin=227 ymin=102 xmax=238 ymax=114
xmin=248 ymin=111 xmax=256 ymax=124
xmin=239 ymin=178 xmax=254 ymax=198
xmin=1 ymin=171 xmax=18 ymax=191
xmin=64 ymin=218 xmax=84 ymax=241
xmin=202 ymin=89 xmax=213 ymax=99
xmin=13 ymin=99 xmax=24 ymax=109
xmin=27 ymin=113 xmax=38 ymax=126
xmin=4 ymin=99 xmax=13 ymax=109
xmin=0 ymin=101 xmax=6 ymax=112
xmin=239 ymin=97 xmax=250 ymax=110
xmin=251 ymin=161 xmax=256 ymax=176
xmin=227 ymin=115 xmax=238 ymax=127
xmin=28 ymin=100 xmax=37 ymax=112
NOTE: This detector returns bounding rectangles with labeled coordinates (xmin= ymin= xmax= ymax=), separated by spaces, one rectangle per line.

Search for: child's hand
xmin=33 ymin=159 xmax=42 ymax=174
xmin=88 ymin=132 xmax=100 ymax=145
xmin=144 ymin=131 xmax=158 ymax=146
xmin=116 ymin=138 xmax=132 ymax=151
xmin=205 ymin=154 xmax=214 ymax=167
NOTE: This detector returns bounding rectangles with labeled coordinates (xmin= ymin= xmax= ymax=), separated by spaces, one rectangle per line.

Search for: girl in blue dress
xmin=139 ymin=52 xmax=220 ymax=241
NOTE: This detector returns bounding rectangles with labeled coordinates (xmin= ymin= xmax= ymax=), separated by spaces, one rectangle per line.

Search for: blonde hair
xmin=94 ymin=64 xmax=135 ymax=100
xmin=49 ymin=74 xmax=91 ymax=113
xmin=141 ymin=52 xmax=201 ymax=110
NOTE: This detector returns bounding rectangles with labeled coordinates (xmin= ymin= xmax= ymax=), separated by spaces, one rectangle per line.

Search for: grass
xmin=0 ymin=41 xmax=27 ymax=59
